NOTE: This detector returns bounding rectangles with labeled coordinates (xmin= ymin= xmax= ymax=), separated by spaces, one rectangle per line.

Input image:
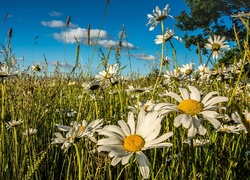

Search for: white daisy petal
xmin=165 ymin=92 xmax=183 ymax=102
xmin=111 ymin=156 xmax=122 ymax=166
xmin=179 ymin=87 xmax=189 ymax=100
xmin=136 ymin=152 xmax=150 ymax=179
xmin=187 ymin=125 xmax=197 ymax=138
xmin=127 ymin=112 xmax=135 ymax=134
xmin=118 ymin=120 xmax=131 ymax=136
xmin=188 ymin=86 xmax=200 ymax=101
xmin=102 ymin=125 xmax=126 ymax=138
xmin=202 ymin=91 xmax=218 ymax=104
xmin=121 ymin=153 xmax=133 ymax=165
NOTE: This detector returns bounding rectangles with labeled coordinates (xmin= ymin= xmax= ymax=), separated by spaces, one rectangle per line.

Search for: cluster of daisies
xmin=3 ymin=3 xmax=250 ymax=179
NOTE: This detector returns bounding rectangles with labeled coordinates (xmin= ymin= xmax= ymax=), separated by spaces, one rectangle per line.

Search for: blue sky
xmin=0 ymin=0 xmax=202 ymax=75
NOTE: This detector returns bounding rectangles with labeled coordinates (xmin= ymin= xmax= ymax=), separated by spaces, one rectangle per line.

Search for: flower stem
xmin=151 ymin=21 xmax=165 ymax=99
xmin=73 ymin=143 xmax=82 ymax=180
xmin=190 ymin=139 xmax=197 ymax=180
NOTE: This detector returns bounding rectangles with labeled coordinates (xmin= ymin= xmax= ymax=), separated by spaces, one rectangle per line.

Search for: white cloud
xmin=51 ymin=27 xmax=138 ymax=49
xmin=131 ymin=53 xmax=156 ymax=60
xmin=48 ymin=11 xmax=63 ymax=17
xmin=95 ymin=40 xmax=137 ymax=50
xmin=41 ymin=20 xmax=78 ymax=28
xmin=53 ymin=27 xmax=109 ymax=43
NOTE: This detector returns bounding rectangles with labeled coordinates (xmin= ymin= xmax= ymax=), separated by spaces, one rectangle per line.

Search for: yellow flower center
xmin=78 ymin=125 xmax=84 ymax=132
xmin=124 ymin=135 xmax=145 ymax=152
xmin=212 ymin=43 xmax=221 ymax=52
xmin=185 ymin=69 xmax=193 ymax=75
xmin=178 ymin=99 xmax=203 ymax=116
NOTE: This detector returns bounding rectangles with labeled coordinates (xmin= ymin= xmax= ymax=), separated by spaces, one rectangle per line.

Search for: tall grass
xmin=0 ymin=3 xmax=250 ymax=180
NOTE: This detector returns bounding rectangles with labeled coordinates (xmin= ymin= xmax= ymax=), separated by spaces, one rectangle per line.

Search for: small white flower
xmin=163 ymin=69 xmax=184 ymax=84
xmin=22 ymin=128 xmax=38 ymax=136
xmin=217 ymin=124 xmax=245 ymax=134
xmin=154 ymin=29 xmax=182 ymax=44
xmin=184 ymin=139 xmax=210 ymax=146
xmin=31 ymin=64 xmax=43 ymax=72
xmin=5 ymin=120 xmax=24 ymax=129
xmin=146 ymin=4 xmax=173 ymax=31
xmin=95 ymin=63 xmax=119 ymax=80
xmin=180 ymin=63 xmax=194 ymax=76
xmin=52 ymin=119 xmax=103 ymax=152
xmin=205 ymin=35 xmax=230 ymax=59
xmin=231 ymin=11 xmax=250 ymax=19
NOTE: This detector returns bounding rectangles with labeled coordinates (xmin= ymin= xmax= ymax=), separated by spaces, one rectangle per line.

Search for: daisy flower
xmin=205 ymin=35 xmax=230 ymax=59
xmin=163 ymin=69 xmax=184 ymax=84
xmin=231 ymin=11 xmax=250 ymax=19
xmin=154 ymin=29 xmax=182 ymax=44
xmin=242 ymin=110 xmax=250 ymax=133
xmin=51 ymin=119 xmax=103 ymax=152
xmin=95 ymin=63 xmax=119 ymax=80
xmin=97 ymin=108 xmax=173 ymax=179
xmin=5 ymin=119 xmax=24 ymax=130
xmin=31 ymin=64 xmax=43 ymax=72
xmin=184 ymin=139 xmax=210 ymax=147
xmin=217 ymin=124 xmax=245 ymax=134
xmin=0 ymin=66 xmax=18 ymax=78
xmin=157 ymin=86 xmax=228 ymax=138
xmin=146 ymin=4 xmax=173 ymax=31
xmin=22 ymin=128 xmax=38 ymax=137
xmin=51 ymin=128 xmax=77 ymax=153
xmin=197 ymin=64 xmax=210 ymax=76
xmin=179 ymin=62 xmax=194 ymax=76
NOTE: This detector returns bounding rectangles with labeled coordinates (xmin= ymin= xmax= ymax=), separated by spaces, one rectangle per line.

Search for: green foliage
xmin=175 ymin=0 xmax=250 ymax=52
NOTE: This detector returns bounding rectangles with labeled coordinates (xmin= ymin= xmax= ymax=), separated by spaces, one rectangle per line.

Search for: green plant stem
xmin=190 ymin=139 xmax=197 ymax=180
xmin=227 ymin=44 xmax=248 ymax=107
xmin=152 ymin=21 xmax=165 ymax=99
xmin=73 ymin=143 xmax=83 ymax=180
xmin=1 ymin=82 xmax=5 ymax=120
xmin=169 ymin=40 xmax=178 ymax=69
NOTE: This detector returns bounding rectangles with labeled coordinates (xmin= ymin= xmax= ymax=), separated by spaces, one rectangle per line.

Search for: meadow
xmin=0 ymin=3 xmax=250 ymax=180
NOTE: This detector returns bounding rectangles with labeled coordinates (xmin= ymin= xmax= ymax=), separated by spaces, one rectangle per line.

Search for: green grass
xmin=1 ymin=3 xmax=250 ymax=180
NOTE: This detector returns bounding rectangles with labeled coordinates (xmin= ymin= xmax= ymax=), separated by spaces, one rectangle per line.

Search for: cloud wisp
xmin=130 ymin=53 xmax=156 ymax=61
xmin=41 ymin=20 xmax=78 ymax=28
xmin=48 ymin=11 xmax=63 ymax=17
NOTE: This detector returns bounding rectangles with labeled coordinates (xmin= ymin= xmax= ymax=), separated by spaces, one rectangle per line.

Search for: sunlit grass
xmin=0 ymin=2 xmax=250 ymax=180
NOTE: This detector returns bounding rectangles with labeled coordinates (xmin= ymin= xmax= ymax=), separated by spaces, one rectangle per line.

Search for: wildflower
xmin=51 ymin=128 xmax=76 ymax=153
xmin=31 ymin=64 xmax=43 ymax=72
xmin=0 ymin=66 xmax=18 ymax=78
xmin=126 ymin=85 xmax=152 ymax=93
xmin=127 ymin=100 xmax=156 ymax=113
xmin=5 ymin=120 xmax=24 ymax=130
xmin=163 ymin=69 xmax=183 ymax=84
xmin=197 ymin=64 xmax=210 ymax=76
xmin=217 ymin=124 xmax=245 ymax=134
xmin=95 ymin=63 xmax=119 ymax=80
xmin=154 ymin=29 xmax=182 ymax=44
xmin=97 ymin=108 xmax=173 ymax=179
xmin=231 ymin=11 xmax=250 ymax=19
xmin=22 ymin=128 xmax=38 ymax=137
xmin=51 ymin=119 xmax=103 ymax=152
xmin=205 ymin=35 xmax=230 ymax=59
xmin=157 ymin=86 xmax=228 ymax=138
xmin=146 ymin=4 xmax=173 ymax=31
xmin=179 ymin=63 xmax=194 ymax=76
xmin=184 ymin=139 xmax=210 ymax=146
xmin=66 ymin=109 xmax=77 ymax=117
xmin=242 ymin=110 xmax=250 ymax=134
